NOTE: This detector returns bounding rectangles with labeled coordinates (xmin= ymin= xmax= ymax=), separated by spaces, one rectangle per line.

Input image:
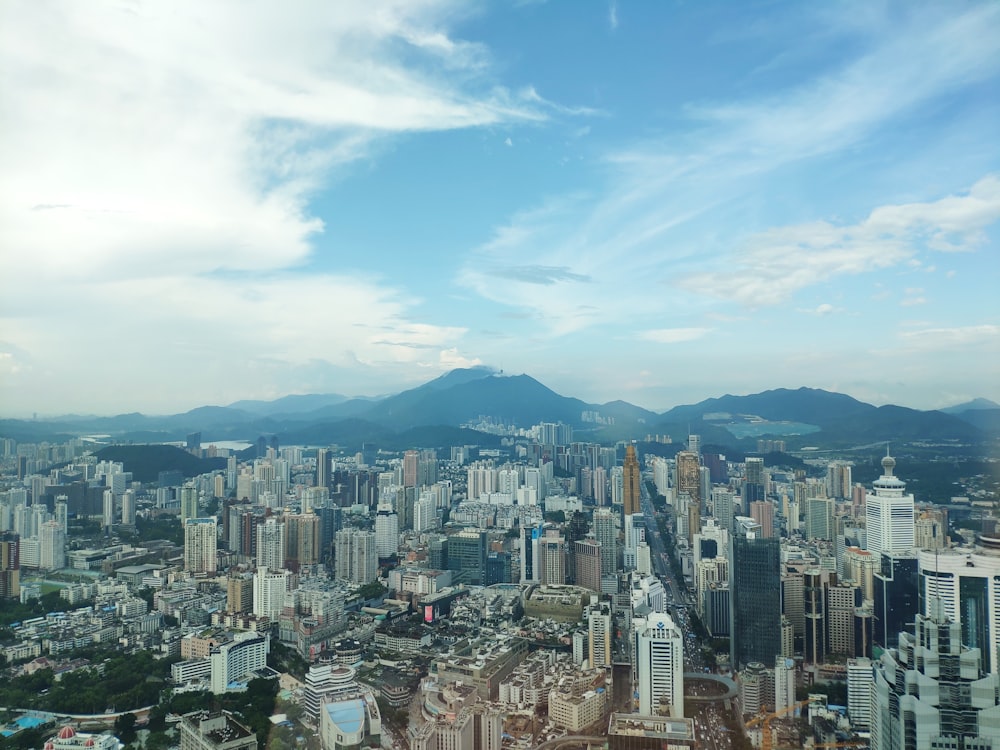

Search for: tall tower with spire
xmin=865 ymin=449 xmax=915 ymax=557
xmin=623 ymin=444 xmax=642 ymax=517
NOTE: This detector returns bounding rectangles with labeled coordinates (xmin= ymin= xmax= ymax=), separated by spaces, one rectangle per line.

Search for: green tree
xmin=115 ymin=713 xmax=138 ymax=745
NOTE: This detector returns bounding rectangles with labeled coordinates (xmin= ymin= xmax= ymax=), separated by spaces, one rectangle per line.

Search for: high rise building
xmin=374 ymin=506 xmax=399 ymax=559
xmin=676 ymin=451 xmax=701 ymax=505
xmin=873 ymin=551 xmax=919 ymax=650
xmin=121 ymin=489 xmax=136 ymax=526
xmin=805 ymin=496 xmax=834 ymax=541
xmin=749 ymin=501 xmax=774 ymax=539
xmin=622 ymin=444 xmax=642 ymax=517
xmin=39 ymin=519 xmax=66 ymax=571
xmin=255 ymin=517 xmax=286 ymax=571
xmin=334 ymin=529 xmax=377 ymax=585
xmin=575 ymin=539 xmax=602 ymax=593
xmin=744 ymin=457 xmax=766 ymax=503
xmin=285 ymin=513 xmax=321 ymax=567
xmin=316 ymin=447 xmax=330 ymax=491
xmin=865 ymin=452 xmax=915 ymax=556
xmin=520 ymin=522 xmax=543 ymax=584
xmin=538 ymin=532 xmax=566 ymax=586
xmin=711 ymin=488 xmax=736 ymax=532
xmin=871 ymin=605 xmax=1000 ymax=750
xmin=447 ymin=530 xmax=487 ymax=585
xmin=185 ymin=518 xmax=218 ymax=574
xmin=253 ymin=566 xmax=290 ymax=620
xmin=402 ymin=450 xmax=419 ymax=488
xmin=918 ymin=544 xmax=1000 ymax=675
xmin=593 ymin=508 xmax=618 ymax=580
xmin=826 ymin=461 xmax=853 ymax=500
xmin=103 ymin=489 xmax=115 ymax=529
xmin=2 ymin=533 xmax=22 ymax=597
xmin=634 ymin=611 xmax=685 ymax=717
xmin=587 ymin=602 xmax=612 ymax=668
xmin=180 ymin=483 xmax=199 ymax=523
xmin=227 ymin=573 xmax=253 ymax=613
xmin=209 ymin=631 xmax=269 ymax=694
xmin=731 ymin=516 xmax=781 ymax=669
xmin=846 ymin=657 xmax=874 ymax=730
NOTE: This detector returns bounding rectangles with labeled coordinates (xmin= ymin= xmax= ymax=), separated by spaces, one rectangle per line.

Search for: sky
xmin=1 ymin=1 xmax=999 ymax=417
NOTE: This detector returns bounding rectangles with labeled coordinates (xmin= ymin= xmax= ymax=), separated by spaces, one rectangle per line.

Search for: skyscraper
xmin=871 ymin=605 xmax=1000 ymax=750
xmin=622 ymin=444 xmax=642 ymax=517
xmin=587 ymin=602 xmax=613 ymax=668
xmin=918 ymin=544 xmax=1000 ymax=675
xmin=39 ymin=519 xmax=66 ymax=570
xmin=180 ymin=483 xmax=199 ymax=523
xmin=255 ymin=517 xmax=286 ymax=571
xmin=316 ymin=448 xmax=330 ymax=491
xmin=592 ymin=508 xmax=618 ymax=583
xmin=730 ymin=516 xmax=781 ymax=669
xmin=374 ymin=506 xmax=399 ymax=558
xmin=749 ymin=500 xmax=774 ymax=538
xmin=334 ymin=529 xmax=377 ymax=585
xmin=865 ymin=452 xmax=915 ymax=556
xmin=0 ymin=532 xmax=20 ymax=599
xmin=634 ymin=611 xmax=685 ymax=717
xmin=873 ymin=551 xmax=919 ymax=650
xmin=744 ymin=457 xmax=766 ymax=503
xmin=538 ymin=531 xmax=566 ymax=585
xmin=575 ymin=539 xmax=602 ymax=593
xmin=185 ymin=518 xmax=218 ymax=574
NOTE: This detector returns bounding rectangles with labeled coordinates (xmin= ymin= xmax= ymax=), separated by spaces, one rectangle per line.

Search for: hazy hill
xmin=0 ymin=372 xmax=989 ymax=448
xmin=660 ymin=387 xmax=874 ymax=427
xmin=227 ymin=393 xmax=354 ymax=416
xmin=360 ymin=373 xmax=591 ymax=429
xmin=940 ymin=397 xmax=1000 ymax=414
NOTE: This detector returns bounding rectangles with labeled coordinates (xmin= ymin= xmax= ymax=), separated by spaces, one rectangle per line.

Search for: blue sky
xmin=1 ymin=0 xmax=998 ymax=416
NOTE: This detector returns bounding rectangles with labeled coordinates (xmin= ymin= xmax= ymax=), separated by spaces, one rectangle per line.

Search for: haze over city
xmin=1 ymin=1 xmax=998 ymax=416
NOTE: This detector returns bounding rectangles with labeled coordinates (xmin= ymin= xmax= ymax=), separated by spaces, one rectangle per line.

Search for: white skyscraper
xmin=413 ymin=495 xmax=437 ymax=533
xmin=253 ymin=566 xmax=290 ymax=620
xmin=865 ymin=453 xmax=915 ymax=557
xmin=121 ymin=489 xmax=136 ymax=526
xmin=256 ymin=518 xmax=286 ymax=571
xmin=185 ymin=517 xmax=218 ymax=574
xmin=103 ymin=489 xmax=115 ymax=529
xmin=374 ymin=506 xmax=399 ymax=558
xmin=634 ymin=611 xmax=685 ymax=717
xmin=39 ymin=519 xmax=65 ymax=570
xmin=918 ymin=546 xmax=1000 ymax=676
xmin=587 ymin=603 xmax=612 ymax=668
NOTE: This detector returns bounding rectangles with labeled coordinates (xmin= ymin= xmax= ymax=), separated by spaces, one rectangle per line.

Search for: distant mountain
xmin=949 ymin=408 xmax=1000 ymax=436
xmin=361 ymin=373 xmax=591 ymax=430
xmin=660 ymin=387 xmax=874 ymax=427
xmin=0 ymin=372 xmax=988 ymax=448
xmin=227 ymin=393 xmax=355 ymax=416
xmin=940 ymin=397 xmax=1000 ymax=414
xmin=653 ymin=387 xmax=982 ymax=447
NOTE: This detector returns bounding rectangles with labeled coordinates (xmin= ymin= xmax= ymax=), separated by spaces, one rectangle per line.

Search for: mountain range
xmin=1 ymin=368 xmax=995 ymax=450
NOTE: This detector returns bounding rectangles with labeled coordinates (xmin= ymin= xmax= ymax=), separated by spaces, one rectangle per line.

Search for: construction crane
xmin=746 ymin=697 xmax=818 ymax=750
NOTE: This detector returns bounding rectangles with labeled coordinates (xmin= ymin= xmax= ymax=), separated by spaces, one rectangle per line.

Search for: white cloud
xmin=609 ymin=2 xmax=619 ymax=30
xmin=638 ymin=328 xmax=713 ymax=344
xmin=898 ymin=324 xmax=1000 ymax=349
xmin=680 ymin=176 xmax=1000 ymax=306
xmin=799 ymin=303 xmax=843 ymax=316
xmin=458 ymin=5 xmax=1000 ymax=334
xmin=0 ymin=0 xmax=550 ymax=412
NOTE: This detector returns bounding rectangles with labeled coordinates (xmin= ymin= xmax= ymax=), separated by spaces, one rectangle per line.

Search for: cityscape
xmin=0 ymin=368 xmax=999 ymax=750
xmin=2 ymin=2 xmax=999 ymax=750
